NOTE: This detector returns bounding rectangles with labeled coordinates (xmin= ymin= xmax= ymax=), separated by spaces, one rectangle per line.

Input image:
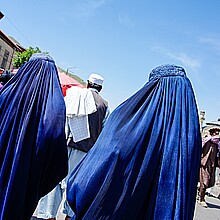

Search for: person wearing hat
xmin=35 ymin=73 xmax=109 ymax=220
xmin=199 ymin=127 xmax=220 ymax=207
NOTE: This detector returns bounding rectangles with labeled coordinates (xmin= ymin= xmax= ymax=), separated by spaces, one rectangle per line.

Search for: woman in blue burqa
xmin=0 ymin=53 xmax=68 ymax=220
xmin=67 ymin=64 xmax=201 ymax=220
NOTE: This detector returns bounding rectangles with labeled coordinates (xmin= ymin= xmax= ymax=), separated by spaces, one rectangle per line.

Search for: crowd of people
xmin=0 ymin=53 xmax=219 ymax=220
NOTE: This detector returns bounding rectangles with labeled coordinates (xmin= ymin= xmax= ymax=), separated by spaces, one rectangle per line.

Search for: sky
xmin=1 ymin=0 xmax=220 ymax=123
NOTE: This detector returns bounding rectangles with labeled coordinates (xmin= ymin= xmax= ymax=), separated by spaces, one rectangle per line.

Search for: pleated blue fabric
xmin=67 ymin=65 xmax=201 ymax=220
xmin=0 ymin=53 xmax=68 ymax=220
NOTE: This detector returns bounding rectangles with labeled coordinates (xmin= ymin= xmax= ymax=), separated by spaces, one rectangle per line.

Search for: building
xmin=0 ymin=29 xmax=85 ymax=89
xmin=0 ymin=29 xmax=25 ymax=70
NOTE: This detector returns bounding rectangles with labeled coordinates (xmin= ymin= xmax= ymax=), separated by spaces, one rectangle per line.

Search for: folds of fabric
xmin=0 ymin=53 xmax=68 ymax=220
xmin=65 ymin=87 xmax=97 ymax=142
xmin=65 ymin=87 xmax=97 ymax=117
xmin=67 ymin=65 xmax=201 ymax=220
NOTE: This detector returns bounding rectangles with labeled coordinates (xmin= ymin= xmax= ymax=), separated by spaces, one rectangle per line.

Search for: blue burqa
xmin=67 ymin=65 xmax=201 ymax=220
xmin=0 ymin=54 xmax=68 ymax=220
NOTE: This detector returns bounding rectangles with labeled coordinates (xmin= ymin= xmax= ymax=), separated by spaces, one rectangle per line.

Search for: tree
xmin=13 ymin=47 xmax=43 ymax=68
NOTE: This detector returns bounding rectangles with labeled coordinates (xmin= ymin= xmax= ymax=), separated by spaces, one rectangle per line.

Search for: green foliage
xmin=57 ymin=66 xmax=86 ymax=86
xmin=67 ymin=72 xmax=86 ymax=86
xmin=12 ymin=47 xmax=46 ymax=68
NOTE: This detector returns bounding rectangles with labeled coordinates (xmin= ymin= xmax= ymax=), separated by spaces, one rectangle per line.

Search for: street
xmin=194 ymin=184 xmax=220 ymax=220
xmin=32 ymin=185 xmax=220 ymax=220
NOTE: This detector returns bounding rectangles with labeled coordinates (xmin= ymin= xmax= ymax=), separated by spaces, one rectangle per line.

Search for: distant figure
xmin=0 ymin=69 xmax=14 ymax=89
xmin=199 ymin=127 xmax=220 ymax=207
xmin=36 ymin=73 xmax=109 ymax=220
xmin=0 ymin=53 xmax=68 ymax=220
xmin=67 ymin=65 xmax=201 ymax=220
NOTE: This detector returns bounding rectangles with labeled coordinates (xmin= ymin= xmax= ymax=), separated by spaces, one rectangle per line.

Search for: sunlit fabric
xmin=67 ymin=65 xmax=201 ymax=220
xmin=0 ymin=53 xmax=68 ymax=220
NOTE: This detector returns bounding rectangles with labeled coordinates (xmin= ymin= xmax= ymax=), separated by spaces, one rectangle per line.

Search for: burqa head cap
xmin=149 ymin=64 xmax=186 ymax=81
xmin=29 ymin=53 xmax=54 ymax=63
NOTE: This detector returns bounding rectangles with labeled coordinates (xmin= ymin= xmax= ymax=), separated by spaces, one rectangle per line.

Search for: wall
xmin=0 ymin=39 xmax=15 ymax=70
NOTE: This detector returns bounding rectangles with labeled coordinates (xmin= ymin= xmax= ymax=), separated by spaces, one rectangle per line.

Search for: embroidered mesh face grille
xmin=149 ymin=64 xmax=186 ymax=81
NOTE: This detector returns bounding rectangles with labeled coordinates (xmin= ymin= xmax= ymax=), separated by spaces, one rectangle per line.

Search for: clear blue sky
xmin=1 ymin=0 xmax=220 ymax=123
